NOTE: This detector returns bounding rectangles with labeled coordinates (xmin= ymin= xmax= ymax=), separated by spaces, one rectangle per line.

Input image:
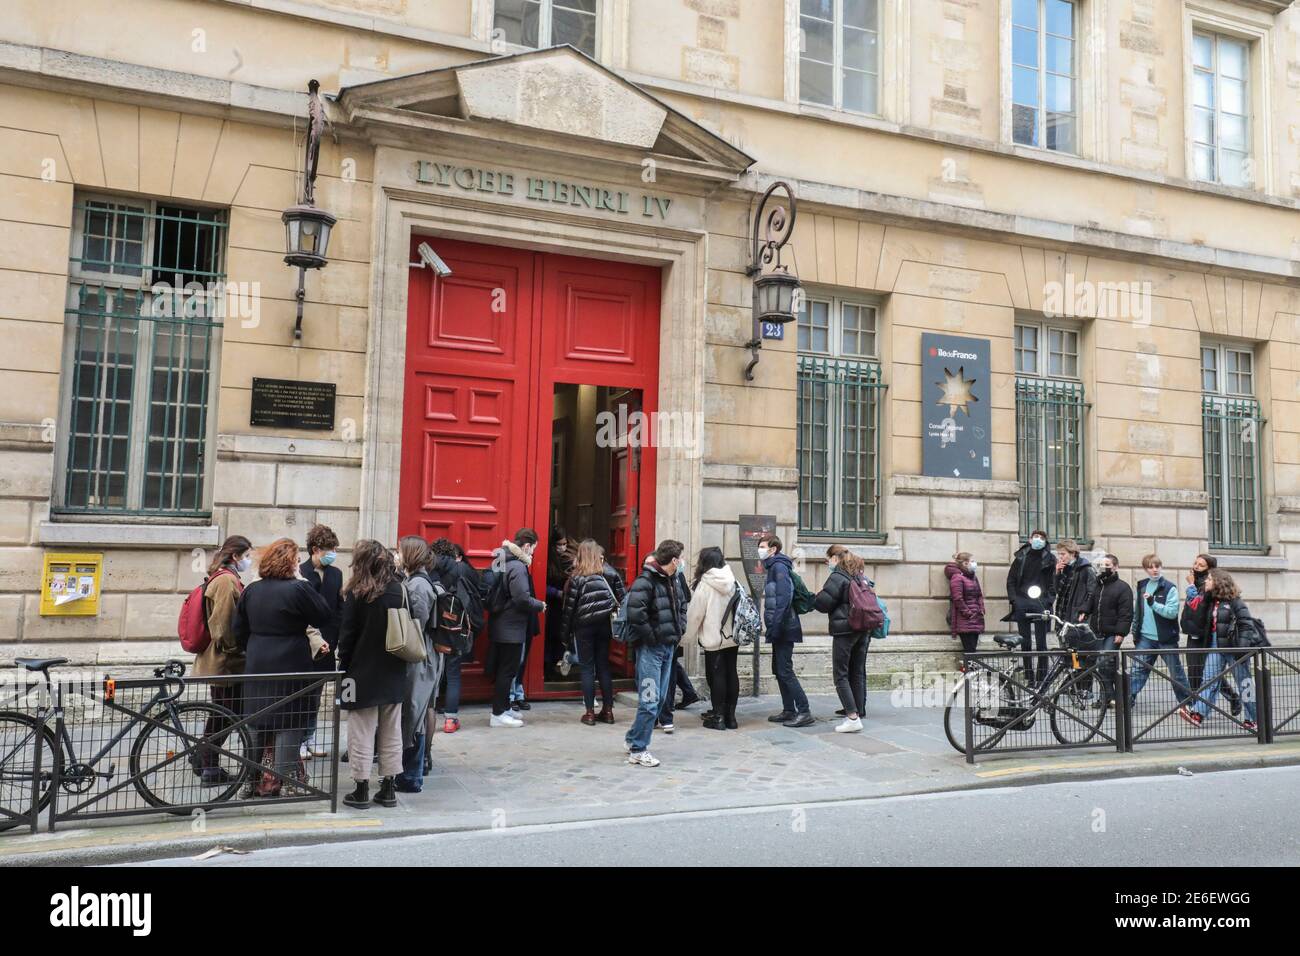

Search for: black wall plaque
xmin=921 ymin=333 xmax=992 ymax=480
xmin=250 ymin=378 xmax=336 ymax=430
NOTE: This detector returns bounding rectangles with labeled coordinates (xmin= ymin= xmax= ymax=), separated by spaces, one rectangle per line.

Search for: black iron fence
xmin=0 ymin=660 xmax=340 ymax=834
xmin=951 ymin=646 xmax=1300 ymax=762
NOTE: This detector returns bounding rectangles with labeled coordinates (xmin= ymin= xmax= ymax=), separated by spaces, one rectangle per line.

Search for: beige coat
xmin=193 ymin=570 xmax=245 ymax=678
xmin=684 ymin=565 xmax=739 ymax=652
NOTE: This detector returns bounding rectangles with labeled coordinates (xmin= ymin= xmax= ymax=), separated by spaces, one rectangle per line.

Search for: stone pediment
xmin=337 ymin=45 xmax=753 ymax=176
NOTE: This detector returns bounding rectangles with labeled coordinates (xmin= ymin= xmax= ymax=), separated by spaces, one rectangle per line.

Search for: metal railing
xmin=953 ymin=645 xmax=1300 ymax=762
xmin=0 ymin=662 xmax=340 ymax=834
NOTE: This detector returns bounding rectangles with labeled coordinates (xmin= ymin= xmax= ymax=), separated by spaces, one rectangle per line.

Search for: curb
xmin=6 ymin=741 xmax=1299 ymax=866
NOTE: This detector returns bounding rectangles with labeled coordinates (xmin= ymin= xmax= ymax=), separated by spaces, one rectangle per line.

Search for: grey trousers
xmin=346 ymin=704 xmax=403 ymax=781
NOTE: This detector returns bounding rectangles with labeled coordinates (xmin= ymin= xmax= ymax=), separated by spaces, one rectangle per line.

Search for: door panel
xmin=401 ymin=237 xmax=660 ymax=700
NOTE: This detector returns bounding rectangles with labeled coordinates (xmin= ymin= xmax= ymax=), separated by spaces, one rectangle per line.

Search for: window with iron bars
xmin=57 ymin=195 xmax=226 ymax=517
xmin=796 ymin=295 xmax=885 ymax=537
xmin=1014 ymin=320 xmax=1086 ymax=541
xmin=1201 ymin=343 xmax=1263 ymax=549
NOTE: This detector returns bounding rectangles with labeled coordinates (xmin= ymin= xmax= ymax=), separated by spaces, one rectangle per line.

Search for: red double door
xmin=399 ymin=237 xmax=661 ymax=700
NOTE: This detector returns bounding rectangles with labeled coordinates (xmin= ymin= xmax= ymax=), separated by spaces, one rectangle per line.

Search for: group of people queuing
xmin=194 ymin=524 xmax=486 ymax=809
xmin=190 ymin=523 xmax=894 ymax=787
xmin=955 ymin=532 xmax=1260 ymax=729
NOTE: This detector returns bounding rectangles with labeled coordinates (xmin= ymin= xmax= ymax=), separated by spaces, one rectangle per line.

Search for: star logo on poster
xmin=935 ymin=366 xmax=978 ymax=416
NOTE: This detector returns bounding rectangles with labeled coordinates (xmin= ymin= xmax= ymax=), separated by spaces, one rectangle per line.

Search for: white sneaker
xmin=299 ymin=741 xmax=312 ymax=760
xmin=627 ymin=751 xmax=661 ymax=767
xmin=661 ymin=723 xmax=674 ymax=734
xmin=303 ymin=736 xmax=328 ymax=757
xmin=490 ymin=712 xmax=523 ymax=728
xmin=834 ymin=716 xmax=863 ymax=733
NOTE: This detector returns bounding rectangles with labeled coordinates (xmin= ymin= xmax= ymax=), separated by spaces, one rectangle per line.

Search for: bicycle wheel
xmin=128 ymin=702 xmax=252 ymax=810
xmin=1049 ymin=666 xmax=1111 ymax=744
xmin=0 ymin=712 xmax=61 ymax=831
xmin=944 ymin=667 xmax=1024 ymax=754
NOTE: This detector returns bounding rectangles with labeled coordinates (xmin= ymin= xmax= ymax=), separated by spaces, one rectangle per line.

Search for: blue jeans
xmin=397 ymin=730 xmax=425 ymax=791
xmin=770 ymin=640 xmax=809 ymax=715
xmin=510 ymin=642 xmax=528 ymax=703
xmin=1192 ymin=643 xmax=1257 ymax=722
xmin=1128 ymin=637 xmax=1191 ymax=705
xmin=625 ymin=642 xmax=675 ymax=754
xmin=441 ymin=652 xmax=463 ymax=718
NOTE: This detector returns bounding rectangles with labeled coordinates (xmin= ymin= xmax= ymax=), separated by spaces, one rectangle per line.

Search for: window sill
xmin=38 ymin=521 xmax=221 ymax=549
xmin=796 ymin=538 xmax=901 ymax=564
xmin=1210 ymin=552 xmax=1286 ymax=574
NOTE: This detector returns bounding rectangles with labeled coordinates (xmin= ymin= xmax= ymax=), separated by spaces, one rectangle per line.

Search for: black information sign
xmin=738 ymin=514 xmax=777 ymax=600
xmin=250 ymin=378 xmax=336 ymax=430
xmin=921 ymin=333 xmax=992 ymax=480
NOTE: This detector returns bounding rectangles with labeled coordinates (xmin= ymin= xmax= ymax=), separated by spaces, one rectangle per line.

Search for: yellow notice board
xmin=40 ymin=553 xmax=103 ymax=617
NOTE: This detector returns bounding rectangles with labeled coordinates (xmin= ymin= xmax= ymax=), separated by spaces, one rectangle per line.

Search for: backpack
xmin=790 ymin=571 xmax=816 ymax=615
xmin=482 ymin=567 xmax=508 ymax=614
xmin=872 ymin=596 xmax=891 ymax=640
xmin=846 ymin=575 xmax=885 ymax=632
xmin=433 ymin=583 xmax=474 ymax=657
xmin=177 ymin=569 xmax=238 ymax=655
xmin=611 ymin=590 xmax=632 ymax=643
xmin=721 ymin=584 xmax=762 ymax=647
xmin=1228 ymin=610 xmax=1270 ymax=649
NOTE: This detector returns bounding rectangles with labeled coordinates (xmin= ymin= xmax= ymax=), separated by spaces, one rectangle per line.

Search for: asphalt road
xmin=124 ymin=765 xmax=1300 ymax=867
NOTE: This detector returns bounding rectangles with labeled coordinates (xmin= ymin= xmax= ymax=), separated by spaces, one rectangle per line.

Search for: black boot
xmin=725 ymin=707 xmax=738 ymax=730
xmin=702 ymin=714 xmax=725 ymax=730
xmin=342 ymin=780 xmax=370 ymax=809
xmin=374 ymin=776 xmax=398 ymax=808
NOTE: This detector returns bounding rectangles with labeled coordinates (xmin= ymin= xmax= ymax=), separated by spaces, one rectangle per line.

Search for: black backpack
xmin=1228 ymin=607 xmax=1270 ymax=649
xmin=433 ymin=583 xmax=474 ymax=656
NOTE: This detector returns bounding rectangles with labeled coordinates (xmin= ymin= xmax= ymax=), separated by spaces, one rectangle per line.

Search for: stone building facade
xmin=2 ymin=0 xmax=1299 ymax=696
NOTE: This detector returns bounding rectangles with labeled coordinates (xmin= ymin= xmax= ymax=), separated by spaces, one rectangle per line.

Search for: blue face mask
xmin=320 ymin=551 xmax=337 ymax=566
xmin=1030 ymin=538 xmax=1046 ymax=550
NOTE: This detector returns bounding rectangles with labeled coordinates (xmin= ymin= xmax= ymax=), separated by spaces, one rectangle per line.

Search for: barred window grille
xmin=1015 ymin=376 xmax=1086 ymax=541
xmin=1202 ymin=395 xmax=1264 ymax=550
xmin=59 ymin=197 xmax=226 ymax=516
xmin=797 ymin=356 xmax=884 ymax=536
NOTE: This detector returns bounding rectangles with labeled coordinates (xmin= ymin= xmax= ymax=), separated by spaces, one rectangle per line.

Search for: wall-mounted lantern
xmin=743 ymin=181 xmax=800 ymax=382
xmin=281 ymin=79 xmax=336 ymax=342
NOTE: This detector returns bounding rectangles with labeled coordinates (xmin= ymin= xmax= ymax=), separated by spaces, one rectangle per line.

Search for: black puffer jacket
xmin=1054 ymin=556 xmax=1098 ymax=623
xmin=1091 ymin=573 xmax=1134 ymax=639
xmin=1206 ymin=596 xmax=1255 ymax=648
xmin=559 ymin=565 xmax=626 ymax=636
xmin=1006 ymin=543 xmax=1055 ymax=620
xmin=813 ymin=567 xmax=870 ymax=637
xmin=1181 ymin=570 xmax=1212 ymax=640
xmin=625 ymin=558 xmax=687 ymax=647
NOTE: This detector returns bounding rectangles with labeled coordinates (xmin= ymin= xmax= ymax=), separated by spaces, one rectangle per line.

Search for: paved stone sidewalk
xmin=3 ymin=691 xmax=1298 ymax=865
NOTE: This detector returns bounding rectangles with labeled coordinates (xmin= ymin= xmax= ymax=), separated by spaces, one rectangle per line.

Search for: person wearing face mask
xmin=814 ymin=545 xmax=874 ymax=733
xmin=299 ymin=524 xmax=342 ymax=760
xmin=1089 ymin=554 xmax=1133 ymax=707
xmin=191 ymin=535 xmax=253 ymax=785
xmin=623 ymin=540 xmax=689 ymax=766
xmin=759 ymin=534 xmax=813 ymax=728
xmin=1052 ymin=540 xmax=1098 ymax=627
xmin=1128 ymin=553 xmax=1191 ymax=709
xmin=945 ymin=552 xmax=985 ymax=658
xmin=1182 ymin=553 xmax=1241 ymax=715
xmin=1005 ymin=530 xmax=1055 ymax=685
xmin=485 ymin=528 xmax=547 ymax=728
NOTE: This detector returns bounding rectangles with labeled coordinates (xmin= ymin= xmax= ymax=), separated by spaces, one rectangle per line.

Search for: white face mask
xmin=236 ymin=556 xmax=252 ymax=574
xmin=968 ymin=560 xmax=978 ymax=572
xmin=757 ymin=547 xmax=770 ymax=560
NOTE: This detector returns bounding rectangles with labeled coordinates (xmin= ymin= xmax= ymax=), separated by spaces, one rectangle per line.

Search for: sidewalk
xmin=4 ymin=691 xmax=1298 ymax=865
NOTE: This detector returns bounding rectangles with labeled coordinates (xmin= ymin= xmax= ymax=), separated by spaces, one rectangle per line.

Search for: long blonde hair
xmin=826 ymin=544 xmax=865 ymax=576
xmin=572 ymin=539 xmax=606 ymax=577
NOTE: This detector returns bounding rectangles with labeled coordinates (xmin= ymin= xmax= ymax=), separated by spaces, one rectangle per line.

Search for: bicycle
xmin=944 ymin=609 xmax=1115 ymax=753
xmin=0 ymin=657 xmax=253 ymax=830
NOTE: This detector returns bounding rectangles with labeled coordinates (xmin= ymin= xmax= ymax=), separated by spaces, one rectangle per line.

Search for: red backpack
xmin=846 ymin=575 xmax=884 ymax=632
xmin=178 ymin=568 xmax=239 ymax=654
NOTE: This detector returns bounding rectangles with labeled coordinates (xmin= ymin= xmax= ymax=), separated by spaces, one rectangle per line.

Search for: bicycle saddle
xmin=12 ymin=657 xmax=69 ymax=672
xmin=993 ymin=635 xmax=1022 ymax=649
